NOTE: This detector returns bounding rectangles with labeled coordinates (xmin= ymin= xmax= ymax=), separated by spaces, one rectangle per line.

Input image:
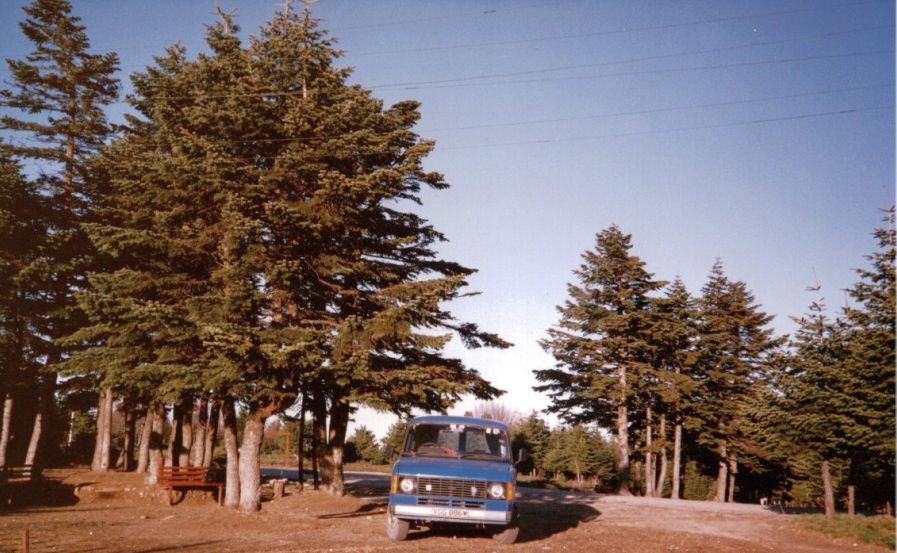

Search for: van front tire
xmin=493 ymin=509 xmax=520 ymax=544
xmin=386 ymin=510 xmax=410 ymax=541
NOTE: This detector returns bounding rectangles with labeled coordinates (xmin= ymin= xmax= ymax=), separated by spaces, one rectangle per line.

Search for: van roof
xmin=408 ymin=415 xmax=509 ymax=430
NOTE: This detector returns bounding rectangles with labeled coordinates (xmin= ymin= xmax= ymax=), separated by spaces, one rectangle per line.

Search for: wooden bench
xmin=0 ymin=465 xmax=41 ymax=507
xmin=158 ymin=466 xmax=223 ymax=506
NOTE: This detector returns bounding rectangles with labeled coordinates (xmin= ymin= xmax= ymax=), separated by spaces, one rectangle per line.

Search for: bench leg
xmin=167 ymin=489 xmax=175 ymax=507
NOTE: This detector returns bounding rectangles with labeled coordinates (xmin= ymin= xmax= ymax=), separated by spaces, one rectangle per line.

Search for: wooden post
xmin=21 ymin=529 xmax=29 ymax=553
xmin=297 ymin=393 xmax=306 ymax=489
xmin=311 ymin=412 xmax=319 ymax=490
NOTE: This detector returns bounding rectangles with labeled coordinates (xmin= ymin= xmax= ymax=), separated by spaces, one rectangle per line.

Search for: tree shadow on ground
xmin=1 ymin=477 xmax=81 ymax=512
xmin=317 ymin=499 xmax=387 ymax=519
xmin=404 ymin=495 xmax=601 ymax=545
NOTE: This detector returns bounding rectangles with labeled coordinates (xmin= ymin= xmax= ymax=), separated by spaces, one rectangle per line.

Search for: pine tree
xmin=536 ymin=225 xmax=664 ymax=494
xmin=692 ymin=260 xmax=781 ymax=502
xmin=0 ymin=154 xmax=46 ymax=465
xmin=382 ymin=420 xmax=408 ymax=463
xmin=651 ymin=278 xmax=699 ymax=498
xmin=840 ymin=207 xmax=895 ymax=513
xmin=248 ymin=4 xmax=508 ymax=497
xmin=347 ymin=426 xmax=380 ymax=464
xmin=0 ymin=0 xmax=119 ymax=468
xmin=512 ymin=412 xmax=551 ymax=476
xmin=770 ymin=284 xmax=850 ymax=516
xmin=72 ymin=2 xmax=507 ymax=510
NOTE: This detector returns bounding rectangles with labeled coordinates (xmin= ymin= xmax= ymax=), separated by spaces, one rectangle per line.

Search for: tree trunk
xmin=311 ymin=409 xmax=320 ymax=490
xmin=91 ymin=391 xmax=107 ymax=470
xmin=136 ymin=408 xmax=153 ymax=473
xmin=821 ymin=459 xmax=835 ymax=518
xmin=239 ymin=401 xmax=278 ymax=512
xmin=847 ymin=484 xmax=855 ymax=516
xmin=327 ymin=399 xmax=350 ymax=496
xmin=202 ymin=400 xmax=219 ymax=468
xmin=191 ymin=399 xmax=207 ymax=467
xmin=715 ymin=442 xmax=727 ymax=502
xmin=297 ymin=393 xmax=306 ymax=488
xmin=616 ymin=365 xmax=631 ymax=495
xmin=146 ymin=403 xmax=165 ymax=485
xmin=311 ymin=391 xmax=331 ymax=489
xmin=645 ymin=407 xmax=654 ymax=497
xmin=25 ymin=409 xmax=42 ymax=467
xmin=25 ymin=375 xmax=55 ymax=467
xmin=168 ymin=403 xmax=184 ymax=467
xmin=222 ymin=399 xmax=240 ymax=509
xmin=632 ymin=460 xmax=642 ymax=495
xmin=671 ymin=416 xmax=682 ymax=499
xmin=727 ymin=454 xmax=737 ymax=503
xmin=122 ymin=407 xmax=136 ymax=471
xmin=0 ymin=394 xmax=13 ymax=466
xmin=98 ymin=388 xmax=113 ymax=471
xmin=654 ymin=415 xmax=668 ymax=498
xmin=179 ymin=400 xmax=192 ymax=467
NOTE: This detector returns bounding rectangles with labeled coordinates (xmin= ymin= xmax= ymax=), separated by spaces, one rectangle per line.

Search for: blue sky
xmin=1 ymin=0 xmax=893 ymax=438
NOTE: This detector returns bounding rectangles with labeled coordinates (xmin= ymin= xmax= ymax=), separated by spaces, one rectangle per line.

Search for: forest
xmin=0 ymin=0 xmax=893 ymax=518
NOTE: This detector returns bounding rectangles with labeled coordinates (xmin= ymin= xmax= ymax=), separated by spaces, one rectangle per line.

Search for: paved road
xmin=261 ymin=467 xmax=391 ymax=491
xmin=259 ymin=467 xmax=592 ymax=503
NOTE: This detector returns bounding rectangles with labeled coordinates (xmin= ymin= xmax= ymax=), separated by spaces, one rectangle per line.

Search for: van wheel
xmin=493 ymin=510 xmax=520 ymax=544
xmin=386 ymin=510 xmax=410 ymax=541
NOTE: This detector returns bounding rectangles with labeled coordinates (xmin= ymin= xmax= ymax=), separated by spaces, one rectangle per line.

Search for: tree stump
xmin=272 ymin=478 xmax=287 ymax=498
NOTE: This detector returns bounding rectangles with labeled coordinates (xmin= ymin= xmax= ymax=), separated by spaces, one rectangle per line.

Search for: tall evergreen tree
xmin=249 ymin=4 xmax=506 ymax=497
xmin=692 ymin=260 xmax=781 ymax=502
xmin=0 ymin=0 xmax=119 ymax=468
xmin=0 ymin=154 xmax=46 ymax=465
xmin=651 ymin=278 xmax=698 ymax=498
xmin=766 ymin=284 xmax=849 ymax=516
xmin=511 ymin=412 xmax=551 ymax=476
xmin=840 ymin=207 xmax=895 ymax=512
xmin=73 ymin=3 xmax=507 ymax=510
xmin=536 ymin=226 xmax=664 ymax=494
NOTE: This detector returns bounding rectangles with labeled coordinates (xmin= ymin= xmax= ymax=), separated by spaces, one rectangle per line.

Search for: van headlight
xmin=488 ymin=482 xmax=505 ymax=499
xmin=399 ymin=477 xmax=416 ymax=494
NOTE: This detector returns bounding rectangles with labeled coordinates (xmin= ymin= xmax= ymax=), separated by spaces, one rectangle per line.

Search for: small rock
xmin=140 ymin=515 xmax=148 ymax=520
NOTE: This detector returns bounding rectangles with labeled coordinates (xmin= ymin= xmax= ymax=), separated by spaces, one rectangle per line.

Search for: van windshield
xmin=402 ymin=423 xmax=510 ymax=461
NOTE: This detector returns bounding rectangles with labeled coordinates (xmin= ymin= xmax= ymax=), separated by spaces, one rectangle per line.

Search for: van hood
xmin=393 ymin=456 xmax=515 ymax=482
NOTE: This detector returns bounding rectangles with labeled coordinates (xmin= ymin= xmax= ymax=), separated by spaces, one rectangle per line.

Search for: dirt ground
xmin=0 ymin=469 xmax=890 ymax=553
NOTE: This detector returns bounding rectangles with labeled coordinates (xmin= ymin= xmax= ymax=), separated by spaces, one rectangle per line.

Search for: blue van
xmin=386 ymin=415 xmax=519 ymax=544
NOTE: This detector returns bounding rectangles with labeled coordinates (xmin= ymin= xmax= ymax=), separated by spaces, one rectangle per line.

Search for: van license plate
xmin=432 ymin=508 xmax=468 ymax=519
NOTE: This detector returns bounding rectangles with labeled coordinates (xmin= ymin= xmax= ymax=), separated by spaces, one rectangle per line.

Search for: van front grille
xmin=417 ymin=477 xmax=488 ymax=499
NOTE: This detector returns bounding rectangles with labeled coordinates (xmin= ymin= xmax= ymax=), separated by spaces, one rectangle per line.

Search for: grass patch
xmin=801 ymin=514 xmax=895 ymax=549
xmin=516 ymin=475 xmax=597 ymax=492
xmin=344 ymin=462 xmax=391 ymax=473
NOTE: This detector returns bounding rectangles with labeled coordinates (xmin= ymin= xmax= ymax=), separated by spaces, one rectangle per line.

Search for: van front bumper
xmin=389 ymin=494 xmax=513 ymax=525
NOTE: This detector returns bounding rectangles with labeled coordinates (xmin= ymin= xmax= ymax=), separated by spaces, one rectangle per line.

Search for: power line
xmin=5 ymin=83 xmax=890 ymax=149
xmin=328 ymin=0 xmax=580 ymax=32
xmin=8 ymin=104 xmax=887 ymax=166
xmin=366 ymin=25 xmax=892 ymax=88
xmin=437 ymin=105 xmax=893 ymax=150
xmin=110 ymin=48 xmax=890 ymax=104
xmin=346 ymin=0 xmax=888 ymax=57
xmin=379 ymin=49 xmax=894 ymax=91
xmin=35 ymin=0 xmax=888 ymax=69
xmin=428 ymin=83 xmax=893 ymax=133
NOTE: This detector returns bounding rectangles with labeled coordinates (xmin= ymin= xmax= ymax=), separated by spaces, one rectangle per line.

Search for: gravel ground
xmin=0 ymin=469 xmax=889 ymax=553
